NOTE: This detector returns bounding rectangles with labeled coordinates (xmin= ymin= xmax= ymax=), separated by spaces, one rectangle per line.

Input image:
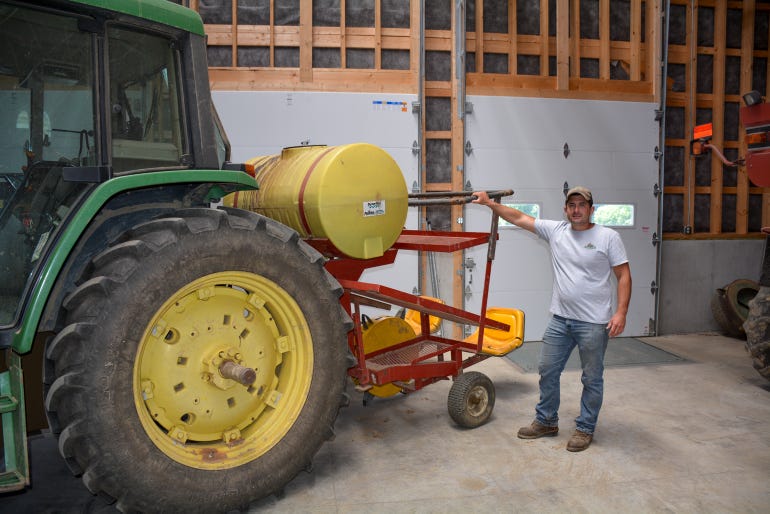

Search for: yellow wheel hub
xmin=133 ymin=271 xmax=313 ymax=469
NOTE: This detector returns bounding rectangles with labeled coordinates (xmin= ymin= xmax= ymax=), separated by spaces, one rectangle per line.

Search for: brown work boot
xmin=517 ymin=421 xmax=558 ymax=439
xmin=566 ymin=430 xmax=593 ymax=452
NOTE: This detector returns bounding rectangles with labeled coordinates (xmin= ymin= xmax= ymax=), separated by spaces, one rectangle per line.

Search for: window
xmin=593 ymin=203 xmax=635 ymax=227
xmin=108 ymin=27 xmax=185 ymax=173
xmin=499 ymin=203 xmax=540 ymax=227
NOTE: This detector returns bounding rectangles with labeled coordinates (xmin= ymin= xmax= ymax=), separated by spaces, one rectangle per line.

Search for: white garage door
xmin=463 ymin=96 xmax=659 ymax=340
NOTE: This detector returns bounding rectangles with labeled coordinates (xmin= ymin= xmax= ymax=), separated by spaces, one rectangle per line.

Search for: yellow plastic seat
xmin=464 ymin=307 xmax=525 ymax=356
xmin=404 ymin=296 xmax=445 ymax=334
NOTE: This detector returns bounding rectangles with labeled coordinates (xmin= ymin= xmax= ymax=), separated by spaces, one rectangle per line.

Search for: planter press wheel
xmin=447 ymin=371 xmax=495 ymax=428
xmin=358 ymin=315 xmax=417 ymax=397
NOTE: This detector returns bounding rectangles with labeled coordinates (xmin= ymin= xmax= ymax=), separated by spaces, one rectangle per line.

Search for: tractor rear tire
xmin=43 ymin=208 xmax=351 ymax=512
xmin=744 ymin=286 xmax=770 ymax=382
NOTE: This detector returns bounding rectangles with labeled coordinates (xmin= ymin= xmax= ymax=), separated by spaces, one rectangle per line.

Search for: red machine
xmin=306 ymin=190 xmax=525 ymax=428
xmin=691 ymin=89 xmax=770 ymax=187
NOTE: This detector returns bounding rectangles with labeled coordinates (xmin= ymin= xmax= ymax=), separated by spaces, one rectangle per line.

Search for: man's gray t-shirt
xmin=534 ymin=219 xmax=628 ymax=324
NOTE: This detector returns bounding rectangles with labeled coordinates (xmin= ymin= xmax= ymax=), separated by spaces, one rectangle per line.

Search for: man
xmin=473 ymin=186 xmax=631 ymax=452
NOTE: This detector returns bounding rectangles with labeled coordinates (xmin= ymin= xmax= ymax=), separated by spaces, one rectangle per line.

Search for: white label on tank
xmin=363 ymin=200 xmax=386 ymax=217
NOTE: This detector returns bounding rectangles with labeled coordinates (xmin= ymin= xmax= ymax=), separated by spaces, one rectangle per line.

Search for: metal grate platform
xmin=366 ymin=341 xmax=454 ymax=370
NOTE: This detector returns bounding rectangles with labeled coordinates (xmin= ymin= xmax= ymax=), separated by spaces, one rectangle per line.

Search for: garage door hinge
xmin=650 ymin=280 xmax=658 ymax=295
xmin=651 ymin=232 xmax=660 ymax=246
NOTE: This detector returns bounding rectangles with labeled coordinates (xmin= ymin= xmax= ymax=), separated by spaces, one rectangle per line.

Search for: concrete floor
xmin=1 ymin=333 xmax=769 ymax=513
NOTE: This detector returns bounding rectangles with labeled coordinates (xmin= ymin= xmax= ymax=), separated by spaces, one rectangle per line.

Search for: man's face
xmin=564 ymin=194 xmax=594 ymax=228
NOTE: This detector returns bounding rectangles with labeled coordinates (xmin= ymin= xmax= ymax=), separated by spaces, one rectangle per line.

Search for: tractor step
xmin=0 ymin=351 xmax=29 ymax=491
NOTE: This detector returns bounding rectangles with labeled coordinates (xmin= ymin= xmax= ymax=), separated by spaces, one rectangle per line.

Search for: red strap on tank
xmin=298 ymin=147 xmax=336 ymax=235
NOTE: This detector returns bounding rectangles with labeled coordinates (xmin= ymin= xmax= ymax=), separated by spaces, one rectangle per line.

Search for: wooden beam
xmin=299 ymin=0 xmax=312 ymax=82
xmin=685 ymin=0 xmax=697 ymax=233
xmin=737 ymin=0 xmax=756 ymax=234
xmin=556 ymin=0 xmax=569 ymax=90
xmin=509 ymin=0 xmax=517 ymax=75
xmin=710 ymin=1 xmax=726 ymax=234
xmin=270 ymin=0 xmax=275 ymax=67
xmin=570 ymin=0 xmax=580 ymax=78
xmin=451 ymin=0 xmax=465 ymax=339
xmin=541 ymin=0 xmax=549 ymax=76
xmin=340 ymin=0 xmax=346 ymax=68
xmin=374 ymin=0 xmax=381 ymax=69
xmin=600 ymin=0 xmax=610 ymax=79
xmin=630 ymin=0 xmax=641 ymax=81
xmin=476 ymin=0 xmax=484 ymax=73
xmin=649 ymin=0 xmax=662 ymax=105
xmin=231 ymin=0 xmax=237 ymax=66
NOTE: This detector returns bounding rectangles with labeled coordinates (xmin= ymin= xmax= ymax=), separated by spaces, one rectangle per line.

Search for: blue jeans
xmin=534 ymin=315 xmax=609 ymax=434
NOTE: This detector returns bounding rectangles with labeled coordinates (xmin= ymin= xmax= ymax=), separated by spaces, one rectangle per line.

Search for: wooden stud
xmin=685 ymin=0 xmax=697 ymax=234
xmin=231 ymin=0 xmax=237 ymax=66
xmin=541 ymin=0 xmax=549 ymax=76
xmin=270 ymin=0 xmax=275 ymax=67
xmin=477 ymin=0 xmax=484 ymax=73
xmin=600 ymin=0 xmax=610 ymax=80
xmin=556 ymin=0 xmax=569 ymax=90
xmin=510 ymin=0 xmax=517 ymax=75
xmin=737 ymin=0 xmax=755 ymax=234
xmin=451 ymin=0 xmax=465 ymax=339
xmin=571 ymin=0 xmax=580 ymax=78
xmin=710 ymin=1 xmax=726 ymax=234
xmin=649 ymin=0 xmax=662 ymax=105
xmin=299 ymin=0 xmax=312 ymax=82
xmin=375 ymin=0 xmax=381 ymax=70
xmin=630 ymin=0 xmax=641 ymax=81
xmin=340 ymin=0 xmax=346 ymax=69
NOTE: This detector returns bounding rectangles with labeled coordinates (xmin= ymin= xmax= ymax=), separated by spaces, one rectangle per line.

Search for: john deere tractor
xmin=0 ymin=1 xmax=353 ymax=511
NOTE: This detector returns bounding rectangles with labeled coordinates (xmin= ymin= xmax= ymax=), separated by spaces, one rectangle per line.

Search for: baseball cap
xmin=565 ymin=186 xmax=593 ymax=205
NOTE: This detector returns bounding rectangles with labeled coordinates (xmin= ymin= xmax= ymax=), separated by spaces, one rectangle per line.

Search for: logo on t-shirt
xmin=584 ymin=242 xmax=596 ymax=250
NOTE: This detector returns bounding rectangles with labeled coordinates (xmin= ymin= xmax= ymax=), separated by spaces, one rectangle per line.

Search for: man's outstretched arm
xmin=472 ymin=191 xmax=536 ymax=233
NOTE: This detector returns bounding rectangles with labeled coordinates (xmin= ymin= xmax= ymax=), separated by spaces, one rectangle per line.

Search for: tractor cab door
xmin=0 ymin=4 xmax=97 ymax=329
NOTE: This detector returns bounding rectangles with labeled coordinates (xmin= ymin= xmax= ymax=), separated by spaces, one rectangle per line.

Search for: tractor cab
xmin=0 ymin=1 xmax=226 ymax=335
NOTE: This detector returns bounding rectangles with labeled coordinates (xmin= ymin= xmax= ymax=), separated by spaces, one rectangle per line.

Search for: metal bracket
xmin=465 ymin=140 xmax=473 ymax=155
xmin=654 ymin=146 xmax=662 ymax=161
xmin=653 ymin=183 xmax=661 ymax=197
xmin=411 ymin=101 xmax=421 ymax=114
xmin=412 ymin=140 xmax=420 ymax=155
xmin=650 ymin=280 xmax=658 ymax=295
xmin=651 ymin=232 xmax=660 ymax=246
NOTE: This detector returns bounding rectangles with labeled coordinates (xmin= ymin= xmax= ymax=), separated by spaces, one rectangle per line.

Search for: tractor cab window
xmin=108 ymin=27 xmax=186 ymax=173
xmin=0 ymin=3 xmax=95 ymax=326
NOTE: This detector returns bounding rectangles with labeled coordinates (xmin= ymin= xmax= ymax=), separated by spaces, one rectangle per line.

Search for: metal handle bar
xmin=408 ymin=189 xmax=513 ymax=206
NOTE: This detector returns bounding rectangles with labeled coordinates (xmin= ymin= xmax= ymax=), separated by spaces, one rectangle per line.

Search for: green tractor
xmin=0 ymin=1 xmax=352 ymax=511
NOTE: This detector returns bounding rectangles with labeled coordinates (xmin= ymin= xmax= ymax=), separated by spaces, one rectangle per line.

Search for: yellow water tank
xmin=224 ymin=143 xmax=408 ymax=259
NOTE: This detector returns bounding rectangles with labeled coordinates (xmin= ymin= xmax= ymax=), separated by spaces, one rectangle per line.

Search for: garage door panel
xmin=465 ymin=95 xmax=659 ymax=339
xmin=467 ymin=98 xmax=657 ymax=154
